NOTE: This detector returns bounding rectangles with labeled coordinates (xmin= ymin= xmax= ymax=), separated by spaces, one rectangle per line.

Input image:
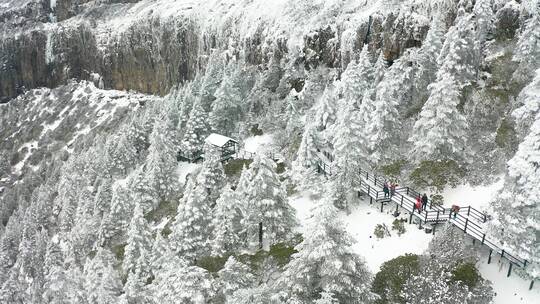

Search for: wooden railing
xmin=316 ymin=157 xmax=528 ymax=270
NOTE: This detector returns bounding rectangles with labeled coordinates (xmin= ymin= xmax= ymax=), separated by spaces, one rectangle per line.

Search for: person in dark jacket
xmin=422 ymin=193 xmax=428 ymax=210
xmin=383 ymin=182 xmax=390 ymax=198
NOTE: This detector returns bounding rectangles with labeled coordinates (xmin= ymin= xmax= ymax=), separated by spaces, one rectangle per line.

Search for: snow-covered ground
xmin=243 ymin=134 xmax=274 ymax=154
xmin=290 ymin=192 xmax=433 ymax=272
xmin=440 ymin=177 xmax=505 ymax=211
xmin=176 ymin=162 xmax=199 ymax=186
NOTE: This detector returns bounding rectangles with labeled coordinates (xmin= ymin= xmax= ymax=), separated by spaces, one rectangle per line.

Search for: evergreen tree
xmin=181 ymin=99 xmax=209 ymax=158
xmin=278 ymin=197 xmax=376 ymax=303
xmin=150 ymin=231 xmax=170 ymax=272
xmin=373 ymin=52 xmax=387 ymax=88
xmin=128 ymin=167 xmax=157 ymax=214
xmin=341 ymin=45 xmax=373 ymax=107
xmin=151 ymin=256 xmax=215 ymax=304
xmin=169 ymin=178 xmax=212 ymax=261
xmin=402 ymin=225 xmax=494 ymax=304
xmin=291 ymin=123 xmax=321 ymax=192
xmin=197 ymin=149 xmax=226 ymax=205
xmin=513 ymin=9 xmax=540 ymax=82
xmin=211 ymin=187 xmax=245 ymax=255
xmin=409 ymin=74 xmax=468 ymax=163
xmin=93 ymin=177 xmax=113 ymax=218
xmin=489 ymin=111 xmax=540 ymax=280
xmin=209 ymin=70 xmax=243 ymax=135
xmin=107 ymin=131 xmax=137 ymax=176
xmin=123 ymin=203 xmax=152 ymax=277
xmin=415 ymin=15 xmax=446 ymax=101
xmin=366 ymin=72 xmax=402 ymax=163
xmin=313 ymin=85 xmax=339 ymax=132
xmin=96 ymin=264 xmax=123 ymax=304
xmin=437 ymin=8 xmax=477 ymax=88
xmin=243 ymin=155 xmax=296 ymax=247
xmin=0 ymin=151 xmax=10 ymax=178
xmin=200 ymin=52 xmax=226 ymax=109
xmin=333 ymin=103 xmax=368 ymax=210
xmin=98 ymin=185 xmax=132 ymax=245
xmin=146 ymin=119 xmax=179 ymax=202
xmin=217 ymin=256 xmax=255 ymax=300
xmin=124 ymin=251 xmax=151 ymax=304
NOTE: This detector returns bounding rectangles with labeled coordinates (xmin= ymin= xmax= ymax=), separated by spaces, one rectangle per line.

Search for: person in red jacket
xmin=415 ymin=195 xmax=422 ymax=213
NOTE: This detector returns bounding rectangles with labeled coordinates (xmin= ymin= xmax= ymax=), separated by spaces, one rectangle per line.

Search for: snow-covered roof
xmin=204 ymin=133 xmax=238 ymax=147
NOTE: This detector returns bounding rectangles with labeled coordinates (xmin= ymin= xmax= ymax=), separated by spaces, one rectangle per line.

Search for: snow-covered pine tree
xmin=473 ymin=0 xmax=494 ymax=47
xmin=366 ymin=69 xmax=402 ymax=163
xmin=216 ymin=256 xmax=255 ymax=300
xmin=177 ymin=84 xmax=195 ymax=131
xmin=402 ymin=224 xmax=494 ymax=304
xmin=200 ymin=52 xmax=226 ymax=110
xmin=512 ymin=69 xmax=540 ymax=135
xmin=96 ymin=263 xmax=123 ymax=304
xmin=242 ymin=155 xmax=296 ymax=247
xmin=373 ymin=51 xmax=387 ymax=88
xmin=409 ymin=74 xmax=468 ymax=163
xmin=169 ymin=177 xmax=212 ymax=261
xmin=333 ymin=103 xmax=368 ymax=210
xmin=151 ymin=255 xmax=215 ymax=304
xmin=124 ymin=251 xmax=151 ymax=304
xmin=313 ymin=84 xmax=339 ymax=132
xmin=0 ymin=151 xmax=10 ymax=178
xmin=415 ymin=15 xmax=446 ymax=101
xmin=146 ymin=118 xmax=179 ymax=203
xmin=197 ymin=148 xmax=226 ymax=205
xmin=93 ymin=177 xmax=113 ymax=218
xmin=127 ymin=167 xmax=157 ymax=214
xmin=340 ymin=45 xmax=373 ymax=108
xmin=98 ymin=184 xmax=132 ymax=245
xmin=211 ymin=186 xmax=245 ymax=255
xmin=181 ymin=98 xmax=209 ymax=158
xmin=437 ymin=8 xmax=477 ymax=88
xmin=278 ymin=196 xmax=376 ymax=303
xmin=122 ymin=203 xmax=152 ymax=277
xmin=209 ymin=69 xmax=243 ymax=136
xmin=489 ymin=111 xmax=540 ymax=281
xmin=150 ymin=231 xmax=170 ymax=272
xmin=83 ymin=248 xmax=115 ymax=304
xmin=512 ymin=8 xmax=540 ymax=83
xmin=291 ymin=123 xmax=321 ymax=192
xmin=107 ymin=131 xmax=137 ymax=176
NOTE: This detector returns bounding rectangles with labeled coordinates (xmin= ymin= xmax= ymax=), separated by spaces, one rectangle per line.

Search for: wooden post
xmin=436 ymin=211 xmax=440 ymax=222
xmin=488 ymin=249 xmax=493 ymax=264
xmin=370 ymin=197 xmax=373 ymax=204
xmin=400 ymin=196 xmax=403 ymax=206
xmin=406 ymin=187 xmax=409 ymax=195
xmin=380 ymin=202 xmax=383 ymax=213
xmin=464 ymin=218 xmax=469 ymax=232
xmin=258 ymin=222 xmax=263 ymax=249
xmin=507 ymin=263 xmax=513 ymax=277
xmin=481 ymin=234 xmax=486 ymax=244
xmin=432 ymin=225 xmax=436 ymax=235
xmin=409 ymin=212 xmax=413 ymax=224
xmin=501 ymin=249 xmax=505 ymax=258
xmin=467 ymin=206 xmax=471 ymax=216
xmin=395 ymin=203 xmax=399 ymax=213
xmin=472 ymin=238 xmax=476 ymax=245
xmin=530 ymin=280 xmax=535 ymax=290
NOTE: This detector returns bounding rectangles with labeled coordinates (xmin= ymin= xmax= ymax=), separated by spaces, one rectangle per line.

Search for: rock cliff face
xmin=0 ymin=0 xmax=451 ymax=103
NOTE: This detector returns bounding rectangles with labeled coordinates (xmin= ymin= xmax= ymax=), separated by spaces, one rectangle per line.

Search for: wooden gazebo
xmin=204 ymin=133 xmax=239 ymax=161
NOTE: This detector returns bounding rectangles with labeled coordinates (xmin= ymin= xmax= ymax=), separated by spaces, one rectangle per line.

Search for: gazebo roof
xmin=204 ymin=133 xmax=238 ymax=147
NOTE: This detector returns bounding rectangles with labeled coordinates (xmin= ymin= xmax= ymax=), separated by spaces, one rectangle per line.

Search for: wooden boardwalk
xmin=316 ymin=157 xmax=530 ymax=281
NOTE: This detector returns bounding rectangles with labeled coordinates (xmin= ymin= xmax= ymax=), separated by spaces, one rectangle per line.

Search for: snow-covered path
xmin=290 ymin=192 xmax=433 ymax=272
